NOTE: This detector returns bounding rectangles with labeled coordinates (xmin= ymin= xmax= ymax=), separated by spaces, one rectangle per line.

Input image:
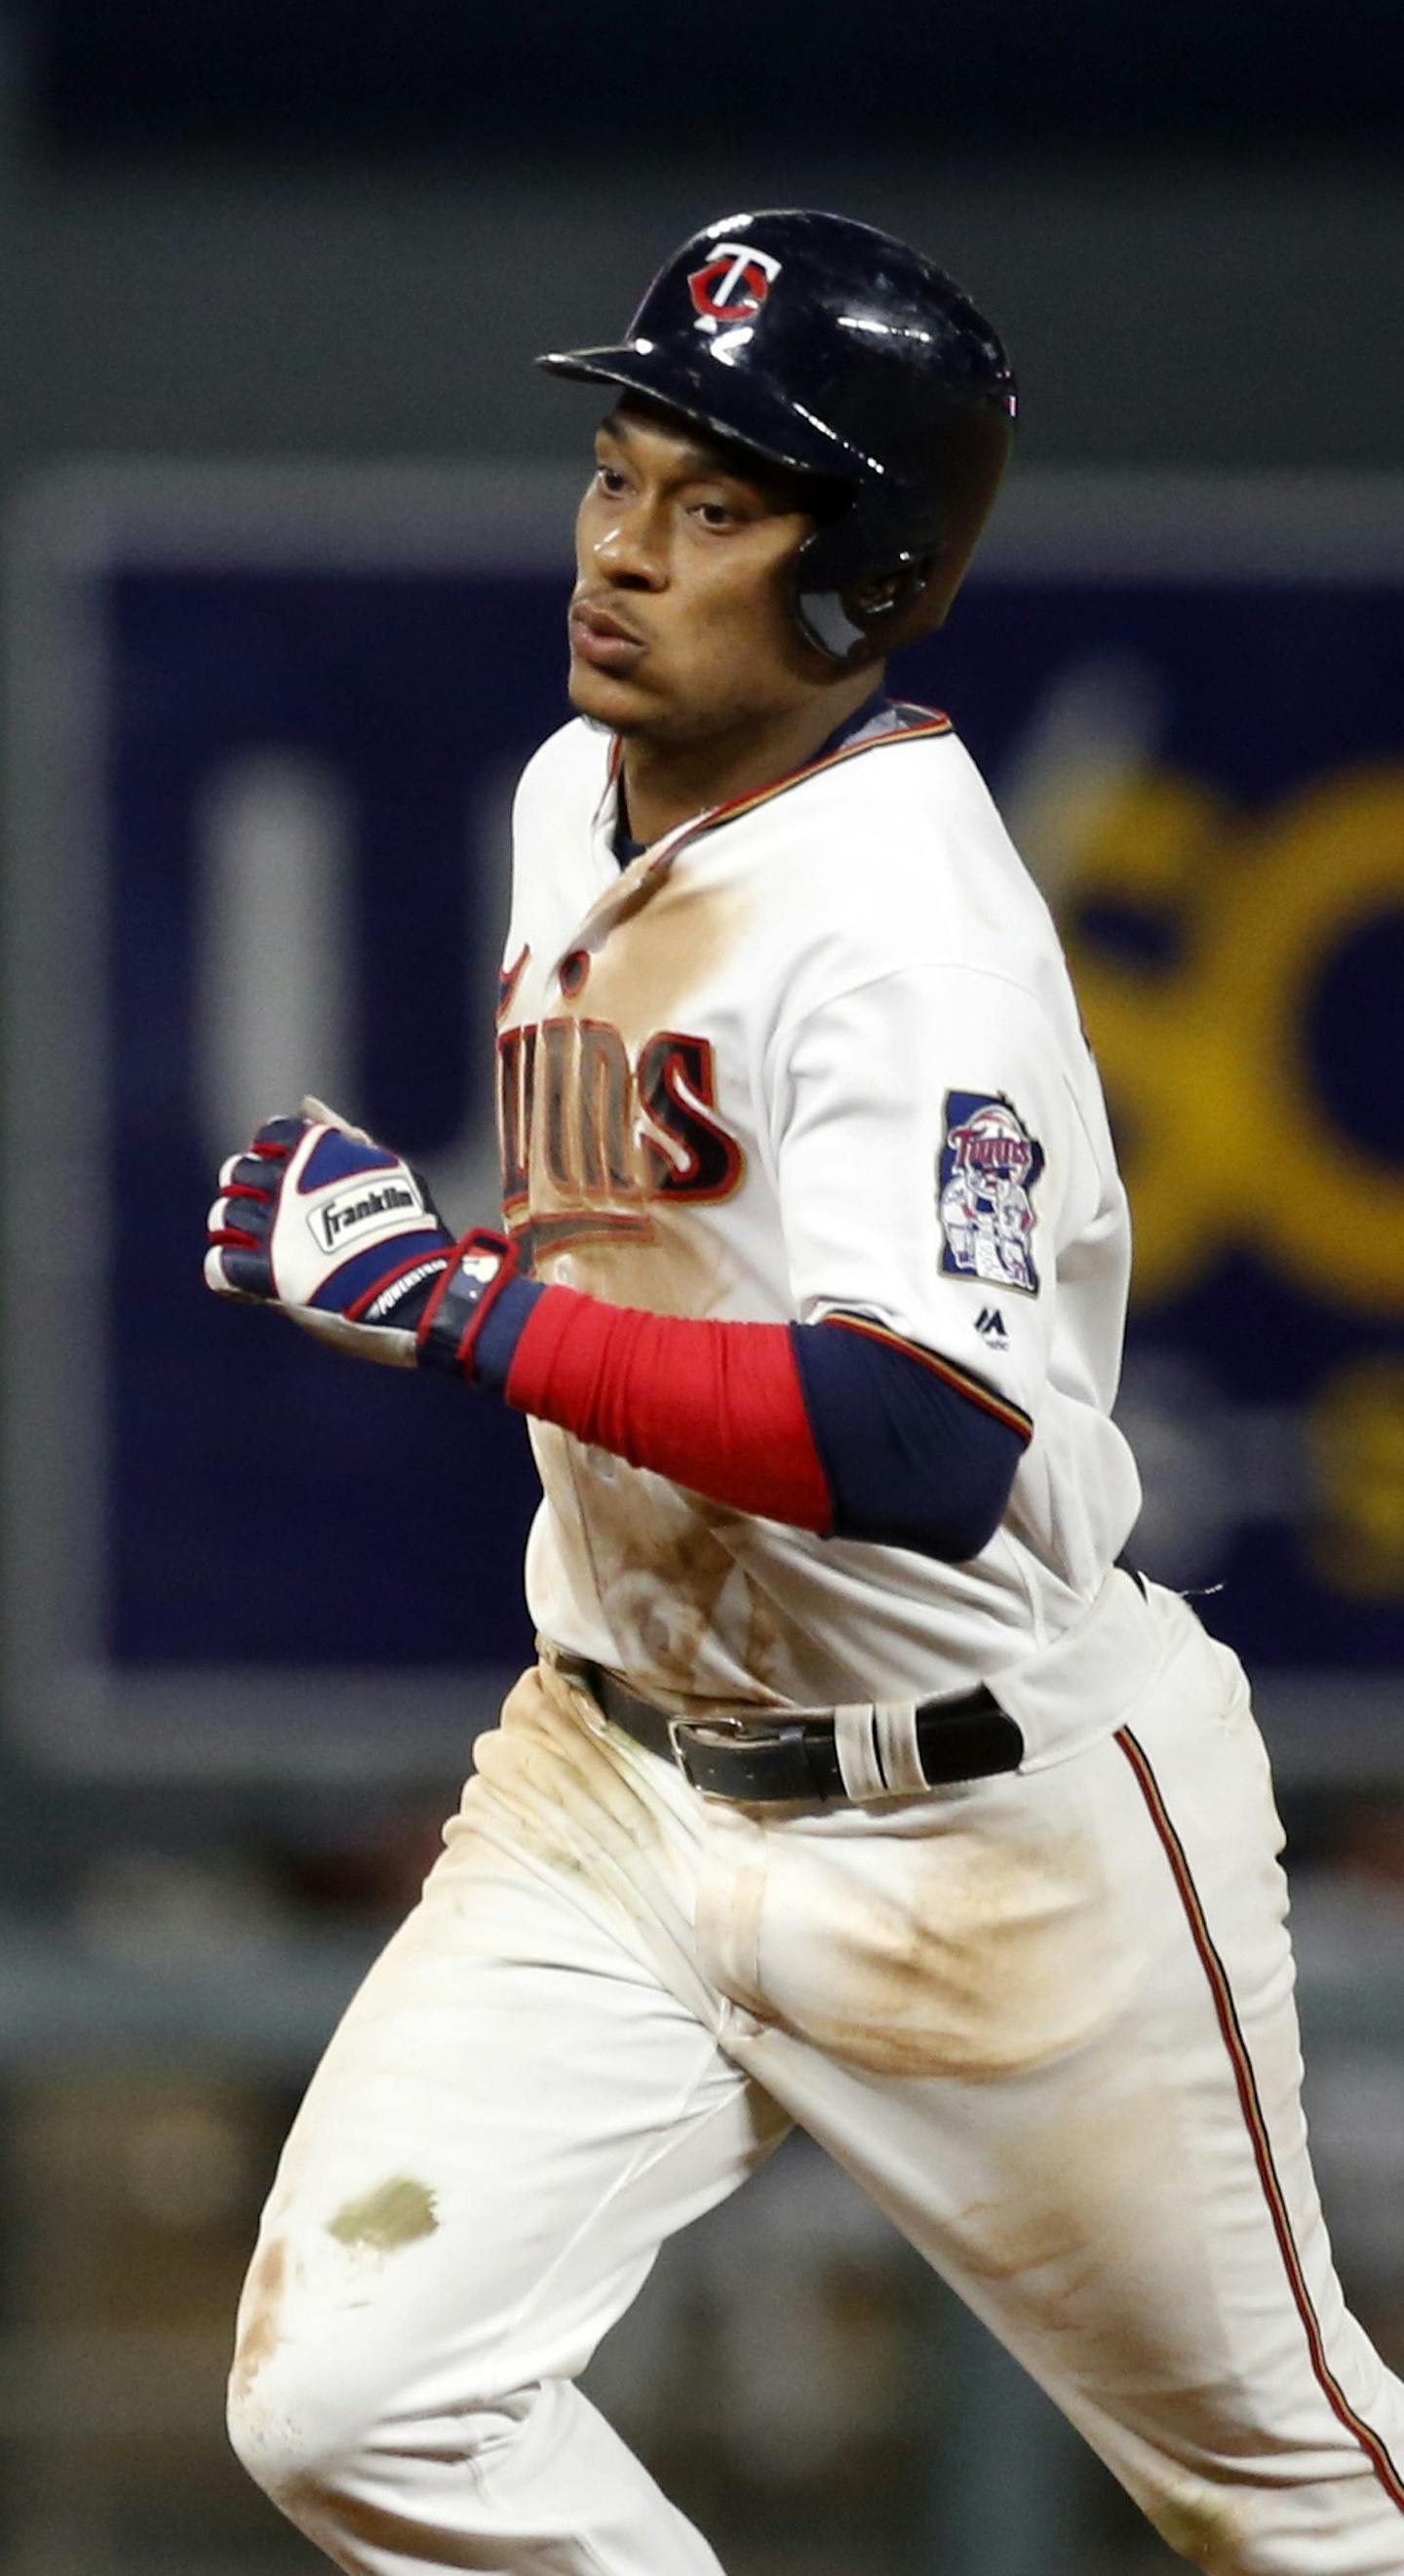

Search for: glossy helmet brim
xmin=537 ymin=341 xmax=871 ymax=490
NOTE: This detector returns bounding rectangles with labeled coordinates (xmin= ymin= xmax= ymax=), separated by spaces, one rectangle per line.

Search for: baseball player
xmin=212 ymin=212 xmax=1404 ymax=2574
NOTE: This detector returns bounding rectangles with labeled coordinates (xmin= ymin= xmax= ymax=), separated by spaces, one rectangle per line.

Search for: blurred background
xmin=1 ymin=3 xmax=1401 ymax=2569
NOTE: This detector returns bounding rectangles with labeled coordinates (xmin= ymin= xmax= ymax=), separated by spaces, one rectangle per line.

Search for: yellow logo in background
xmin=1309 ymin=1356 xmax=1404 ymax=1600
xmin=1061 ymin=763 xmax=1404 ymax=1313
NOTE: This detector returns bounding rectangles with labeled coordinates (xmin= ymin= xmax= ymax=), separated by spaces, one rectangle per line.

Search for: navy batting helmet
xmin=538 ymin=208 xmax=1016 ymax=663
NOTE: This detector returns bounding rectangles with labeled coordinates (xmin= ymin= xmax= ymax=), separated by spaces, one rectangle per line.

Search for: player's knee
xmin=227 ymin=2318 xmax=386 ymax=2509
xmin=229 ymin=2370 xmax=543 ymax=2560
xmin=226 ymin=2358 xmax=337 ymax=2512
xmin=227 ymin=2334 xmax=530 ymax=2524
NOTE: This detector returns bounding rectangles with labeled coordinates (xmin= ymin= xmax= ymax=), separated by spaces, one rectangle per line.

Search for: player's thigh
xmin=234 ymin=1777 xmax=785 ymax=2430
xmin=922 ymin=1677 xmax=1404 ymax=2561
xmin=720 ymin=1614 xmax=1404 ymax=2564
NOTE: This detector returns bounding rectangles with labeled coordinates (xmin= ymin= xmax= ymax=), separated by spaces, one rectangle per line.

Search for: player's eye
xmin=690 ymin=497 xmax=745 ymax=530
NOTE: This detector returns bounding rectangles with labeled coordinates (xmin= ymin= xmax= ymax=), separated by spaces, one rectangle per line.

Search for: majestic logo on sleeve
xmin=687 ymin=243 xmax=781 ymax=332
xmin=939 ymin=1092 xmax=1044 ymax=1295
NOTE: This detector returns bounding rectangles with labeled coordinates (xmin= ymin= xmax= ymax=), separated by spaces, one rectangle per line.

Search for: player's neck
xmin=618 ymin=671 xmax=884 ymax=848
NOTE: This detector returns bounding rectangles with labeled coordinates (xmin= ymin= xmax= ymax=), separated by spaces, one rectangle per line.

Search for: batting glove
xmin=205 ymin=1095 xmax=460 ymax=1366
xmin=205 ymin=1096 xmax=525 ymax=1378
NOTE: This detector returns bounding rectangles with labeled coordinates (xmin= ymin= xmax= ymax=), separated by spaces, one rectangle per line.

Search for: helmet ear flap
xmin=792 ymin=585 xmax=872 ymax=665
xmin=848 ymin=557 xmax=933 ymax=628
xmin=794 ymin=527 xmax=939 ymax=666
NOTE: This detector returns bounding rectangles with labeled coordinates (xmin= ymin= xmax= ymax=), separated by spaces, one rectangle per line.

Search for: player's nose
xmin=590 ymin=498 xmax=668 ymax=589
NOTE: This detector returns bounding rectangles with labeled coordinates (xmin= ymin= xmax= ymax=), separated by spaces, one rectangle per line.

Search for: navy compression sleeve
xmin=790 ymin=1313 xmax=1029 ymax=1560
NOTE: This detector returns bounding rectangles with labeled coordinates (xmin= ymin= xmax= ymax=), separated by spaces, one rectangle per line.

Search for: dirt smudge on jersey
xmin=596 ymin=1501 xmax=761 ymax=1704
xmin=325 ymin=2177 xmax=438 ymax=2254
xmin=556 ymin=1201 xmax=739 ymax=1320
xmin=526 ymin=1413 xmax=815 ymax=1710
xmin=576 ymin=1477 xmax=803 ymax=1713
xmin=582 ymin=870 xmax=754 ymax=1047
xmin=229 ymin=2235 xmax=289 ymax=2402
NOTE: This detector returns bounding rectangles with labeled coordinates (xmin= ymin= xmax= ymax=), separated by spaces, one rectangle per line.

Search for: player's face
xmin=568 ymin=403 xmax=828 ymax=742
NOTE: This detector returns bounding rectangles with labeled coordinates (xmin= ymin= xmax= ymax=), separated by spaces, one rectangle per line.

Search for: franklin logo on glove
xmin=310 ymin=1178 xmax=425 ymax=1256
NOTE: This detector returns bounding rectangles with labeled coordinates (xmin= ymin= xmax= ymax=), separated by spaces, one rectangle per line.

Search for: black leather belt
xmin=556 ymin=1656 xmax=1025 ymax=1803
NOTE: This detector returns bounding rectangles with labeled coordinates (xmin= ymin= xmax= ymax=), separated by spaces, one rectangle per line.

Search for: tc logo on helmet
xmin=687 ymin=242 xmax=781 ymax=333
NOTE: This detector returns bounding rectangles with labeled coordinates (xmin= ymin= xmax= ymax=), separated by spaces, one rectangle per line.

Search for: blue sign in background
xmin=90 ymin=536 xmax=1403 ymax=1722
xmin=108 ymin=564 xmax=565 ymax=1674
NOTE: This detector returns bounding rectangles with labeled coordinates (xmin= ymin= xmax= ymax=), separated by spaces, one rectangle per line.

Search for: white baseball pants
xmin=228 ymin=1584 xmax=1404 ymax=2574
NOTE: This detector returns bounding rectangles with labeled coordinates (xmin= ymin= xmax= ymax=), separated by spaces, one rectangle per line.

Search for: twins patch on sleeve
xmin=938 ymin=1090 xmax=1043 ymax=1294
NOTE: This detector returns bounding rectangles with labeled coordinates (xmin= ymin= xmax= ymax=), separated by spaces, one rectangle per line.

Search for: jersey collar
xmin=608 ymin=690 xmax=946 ymax=868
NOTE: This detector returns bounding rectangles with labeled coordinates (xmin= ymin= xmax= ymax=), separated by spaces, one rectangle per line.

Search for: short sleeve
xmin=769 ymin=964 xmax=1084 ymax=1425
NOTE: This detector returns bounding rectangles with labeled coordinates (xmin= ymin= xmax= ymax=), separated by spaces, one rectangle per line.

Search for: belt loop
xmin=873 ymin=1701 xmax=929 ymax=1796
xmin=833 ymin=1704 xmax=888 ymax=1802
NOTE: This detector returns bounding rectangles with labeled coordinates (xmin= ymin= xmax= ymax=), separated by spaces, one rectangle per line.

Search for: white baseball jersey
xmin=494 ymin=700 xmax=1143 ymax=1716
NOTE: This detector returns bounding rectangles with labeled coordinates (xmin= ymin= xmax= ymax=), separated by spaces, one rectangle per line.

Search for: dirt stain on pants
xmin=326 ymin=2177 xmax=439 ymax=2253
xmin=1150 ymin=2483 xmax=1246 ymax=2566
xmin=229 ymin=2236 xmax=288 ymax=2403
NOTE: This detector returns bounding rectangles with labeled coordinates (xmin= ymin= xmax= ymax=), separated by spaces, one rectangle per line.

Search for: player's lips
xmin=569 ymin=601 xmax=649 ymax=671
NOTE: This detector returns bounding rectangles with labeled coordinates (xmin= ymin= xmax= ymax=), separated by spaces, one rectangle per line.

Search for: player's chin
xmin=566 ymin=656 xmax=663 ymax=731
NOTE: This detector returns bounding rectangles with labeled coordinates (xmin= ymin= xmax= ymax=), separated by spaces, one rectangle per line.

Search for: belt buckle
xmin=666 ymin=1712 xmax=748 ymax=1789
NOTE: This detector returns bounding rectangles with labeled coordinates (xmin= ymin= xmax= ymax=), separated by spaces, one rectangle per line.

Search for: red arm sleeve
xmin=503 ymin=1285 xmax=833 ymax=1532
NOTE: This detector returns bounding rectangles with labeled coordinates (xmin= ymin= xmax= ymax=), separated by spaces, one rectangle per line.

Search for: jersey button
xmin=560 ymin=949 xmax=591 ymax=997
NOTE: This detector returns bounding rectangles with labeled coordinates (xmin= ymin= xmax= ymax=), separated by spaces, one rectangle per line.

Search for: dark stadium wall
xmin=0 ymin=144 xmax=1400 ymax=486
